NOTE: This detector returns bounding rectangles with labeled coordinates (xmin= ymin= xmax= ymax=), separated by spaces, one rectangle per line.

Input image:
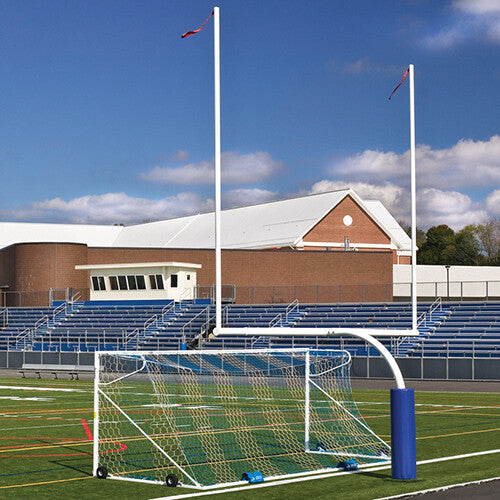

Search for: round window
xmin=343 ymin=215 xmax=353 ymax=226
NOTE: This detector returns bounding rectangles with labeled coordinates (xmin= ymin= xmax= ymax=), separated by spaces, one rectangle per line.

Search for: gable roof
xmin=0 ymin=189 xmax=410 ymax=252
xmin=113 ymin=189 xmax=352 ymax=249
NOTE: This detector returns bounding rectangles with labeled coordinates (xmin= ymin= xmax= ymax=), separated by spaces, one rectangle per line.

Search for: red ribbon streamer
xmin=388 ymin=68 xmax=409 ymax=100
xmin=181 ymin=11 xmax=214 ymax=39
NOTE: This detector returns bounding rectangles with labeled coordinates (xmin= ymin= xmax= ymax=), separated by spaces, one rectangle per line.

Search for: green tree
xmin=476 ymin=219 xmax=500 ymax=265
xmin=454 ymin=225 xmax=481 ymax=265
xmin=417 ymin=225 xmax=456 ymax=265
xmin=399 ymin=221 xmax=427 ymax=248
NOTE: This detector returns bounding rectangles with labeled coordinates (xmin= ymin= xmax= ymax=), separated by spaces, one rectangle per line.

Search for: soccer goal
xmin=93 ymin=348 xmax=391 ymax=489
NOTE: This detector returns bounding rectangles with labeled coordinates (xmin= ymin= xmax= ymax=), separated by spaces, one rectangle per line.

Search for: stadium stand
xmin=0 ymin=300 xmax=499 ymax=357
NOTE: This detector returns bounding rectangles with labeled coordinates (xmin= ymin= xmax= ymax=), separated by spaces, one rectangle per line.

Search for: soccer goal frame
xmin=93 ymin=348 xmax=393 ymax=490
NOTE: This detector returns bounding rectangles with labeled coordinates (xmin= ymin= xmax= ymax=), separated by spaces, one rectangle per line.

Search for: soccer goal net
xmin=94 ymin=349 xmax=390 ymax=489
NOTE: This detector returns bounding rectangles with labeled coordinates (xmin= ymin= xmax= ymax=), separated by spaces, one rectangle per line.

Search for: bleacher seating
xmin=406 ymin=301 xmax=500 ymax=358
xmin=0 ymin=300 xmax=499 ymax=357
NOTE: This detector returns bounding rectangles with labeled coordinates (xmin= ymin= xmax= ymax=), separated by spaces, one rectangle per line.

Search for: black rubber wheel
xmin=96 ymin=466 xmax=108 ymax=479
xmin=165 ymin=474 xmax=179 ymax=487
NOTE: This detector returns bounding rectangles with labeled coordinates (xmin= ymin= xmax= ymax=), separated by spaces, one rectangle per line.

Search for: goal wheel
xmin=96 ymin=466 xmax=108 ymax=479
xmin=165 ymin=474 xmax=179 ymax=487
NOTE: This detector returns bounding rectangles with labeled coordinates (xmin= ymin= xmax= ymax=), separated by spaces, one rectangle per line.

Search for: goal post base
xmin=390 ymin=388 xmax=417 ymax=480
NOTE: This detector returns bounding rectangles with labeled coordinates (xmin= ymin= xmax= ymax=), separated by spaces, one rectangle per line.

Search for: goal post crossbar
xmin=213 ymin=327 xmax=407 ymax=389
xmin=212 ymin=327 xmax=419 ymax=337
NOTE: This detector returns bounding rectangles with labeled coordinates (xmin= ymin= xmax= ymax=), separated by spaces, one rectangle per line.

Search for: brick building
xmin=0 ymin=189 xmax=410 ymax=305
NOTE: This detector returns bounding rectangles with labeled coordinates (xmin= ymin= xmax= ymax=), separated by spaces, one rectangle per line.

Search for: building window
xmin=187 ymin=274 xmax=191 ymax=280
xmin=91 ymin=276 xmax=106 ymax=291
xmin=136 ymin=275 xmax=146 ymax=290
xmin=156 ymin=274 xmax=165 ymax=289
xmin=170 ymin=274 xmax=178 ymax=288
xmin=149 ymin=274 xmax=164 ymax=290
xmin=127 ymin=275 xmax=137 ymax=290
xmin=109 ymin=276 xmax=118 ymax=290
xmin=118 ymin=275 xmax=128 ymax=290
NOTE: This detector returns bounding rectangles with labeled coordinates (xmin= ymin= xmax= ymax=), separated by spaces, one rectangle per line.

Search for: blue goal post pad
xmin=336 ymin=459 xmax=358 ymax=471
xmin=242 ymin=471 xmax=264 ymax=483
xmin=390 ymin=388 xmax=417 ymax=480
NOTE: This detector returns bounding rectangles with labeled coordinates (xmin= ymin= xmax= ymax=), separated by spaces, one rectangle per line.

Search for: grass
xmin=0 ymin=376 xmax=498 ymax=499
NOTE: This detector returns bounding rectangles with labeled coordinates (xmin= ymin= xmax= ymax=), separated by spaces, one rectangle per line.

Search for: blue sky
xmin=0 ymin=0 xmax=499 ymax=229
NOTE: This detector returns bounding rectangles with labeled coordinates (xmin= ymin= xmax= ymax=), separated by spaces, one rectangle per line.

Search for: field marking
xmin=81 ymin=419 xmax=93 ymax=440
xmin=0 ymin=385 xmax=85 ymax=392
xmin=2 ymin=448 xmax=498 ymax=493
xmin=0 ymin=435 xmax=126 ymax=457
xmin=0 ymin=396 xmax=54 ymax=402
xmin=0 ymin=407 xmax=93 ymax=416
xmin=0 ymin=422 xmax=91 ymax=432
xmin=373 ymin=475 xmax=500 ymax=500
xmin=148 ymin=448 xmax=500 ymax=500
xmin=0 ymin=475 xmax=92 ymax=490
xmin=417 ymin=426 xmax=500 ymax=441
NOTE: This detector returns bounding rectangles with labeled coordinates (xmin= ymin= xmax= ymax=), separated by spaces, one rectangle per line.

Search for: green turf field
xmin=0 ymin=377 xmax=498 ymax=500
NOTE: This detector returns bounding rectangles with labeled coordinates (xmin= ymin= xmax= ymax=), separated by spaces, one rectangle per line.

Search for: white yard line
xmin=2 ymin=422 xmax=92 ymax=431
xmin=149 ymin=449 xmax=500 ymax=500
xmin=0 ymin=385 xmax=86 ymax=393
xmin=0 ymin=396 xmax=53 ymax=402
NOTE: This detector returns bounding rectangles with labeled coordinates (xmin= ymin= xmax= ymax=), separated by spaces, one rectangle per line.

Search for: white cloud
xmin=327 ymin=136 xmax=500 ymax=191
xmin=223 ymin=188 xmax=279 ymax=208
xmin=344 ymin=58 xmax=404 ymax=75
xmin=1 ymin=192 xmax=214 ymax=225
xmin=141 ymin=151 xmax=283 ymax=185
xmin=423 ymin=0 xmax=500 ymax=48
xmin=417 ymin=188 xmax=488 ymax=228
xmin=311 ymin=180 xmax=491 ymax=231
xmin=311 ymin=179 xmax=407 ymax=213
xmin=454 ymin=0 xmax=500 ymax=16
xmin=168 ymin=149 xmax=190 ymax=162
xmin=486 ymin=189 xmax=500 ymax=216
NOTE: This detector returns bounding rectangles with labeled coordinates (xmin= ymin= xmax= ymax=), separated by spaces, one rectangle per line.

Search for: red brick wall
xmin=0 ymin=243 xmax=394 ymax=304
xmin=11 ymin=243 xmax=89 ymax=292
xmin=304 ymin=195 xmax=391 ymax=247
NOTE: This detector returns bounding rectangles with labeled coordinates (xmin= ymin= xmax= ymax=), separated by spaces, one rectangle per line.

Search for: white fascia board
xmin=301 ymin=241 xmax=394 ymax=249
xmin=346 ymin=191 xmax=401 ymax=247
xmin=222 ymin=237 xmax=296 ymax=249
xmin=75 ymin=262 xmax=202 ymax=271
xmin=363 ymin=200 xmax=412 ymax=250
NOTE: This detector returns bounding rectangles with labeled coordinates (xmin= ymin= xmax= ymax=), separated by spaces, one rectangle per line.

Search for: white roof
xmin=75 ymin=262 xmax=202 ymax=270
xmin=363 ymin=200 xmax=411 ymax=251
xmin=0 ymin=190 xmax=409 ymax=252
xmin=114 ymin=190 xmax=351 ymax=249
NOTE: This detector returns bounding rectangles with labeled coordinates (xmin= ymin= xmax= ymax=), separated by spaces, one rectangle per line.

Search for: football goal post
xmin=93 ymin=348 xmax=391 ymax=489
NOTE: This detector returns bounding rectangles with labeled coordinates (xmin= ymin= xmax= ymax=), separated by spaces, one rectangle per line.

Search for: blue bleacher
xmin=1 ymin=300 xmax=499 ymax=357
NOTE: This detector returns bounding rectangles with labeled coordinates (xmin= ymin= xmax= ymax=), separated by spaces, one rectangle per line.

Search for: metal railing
xmin=195 ymin=284 xmax=236 ymax=303
xmin=52 ymin=302 xmax=67 ymax=325
xmin=417 ymin=297 xmax=443 ymax=329
xmin=394 ymin=280 xmax=500 ymax=301
xmin=15 ymin=315 xmax=50 ymax=350
xmin=0 ymin=308 xmax=7 ymax=328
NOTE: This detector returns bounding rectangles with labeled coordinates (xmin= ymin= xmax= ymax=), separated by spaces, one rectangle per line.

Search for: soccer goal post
xmin=93 ymin=349 xmax=391 ymax=489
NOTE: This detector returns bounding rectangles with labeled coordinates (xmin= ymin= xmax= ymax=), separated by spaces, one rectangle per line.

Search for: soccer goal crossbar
xmin=93 ymin=349 xmax=393 ymax=490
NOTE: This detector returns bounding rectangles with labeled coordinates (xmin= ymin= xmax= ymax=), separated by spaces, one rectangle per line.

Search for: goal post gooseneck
xmin=214 ymin=327 xmax=417 ymax=480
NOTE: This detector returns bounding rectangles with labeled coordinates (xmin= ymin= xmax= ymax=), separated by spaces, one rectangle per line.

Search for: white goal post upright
xmin=93 ymin=348 xmax=391 ymax=489
xmin=185 ymin=3 xmax=417 ymax=482
xmin=213 ymin=6 xmax=222 ymax=331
